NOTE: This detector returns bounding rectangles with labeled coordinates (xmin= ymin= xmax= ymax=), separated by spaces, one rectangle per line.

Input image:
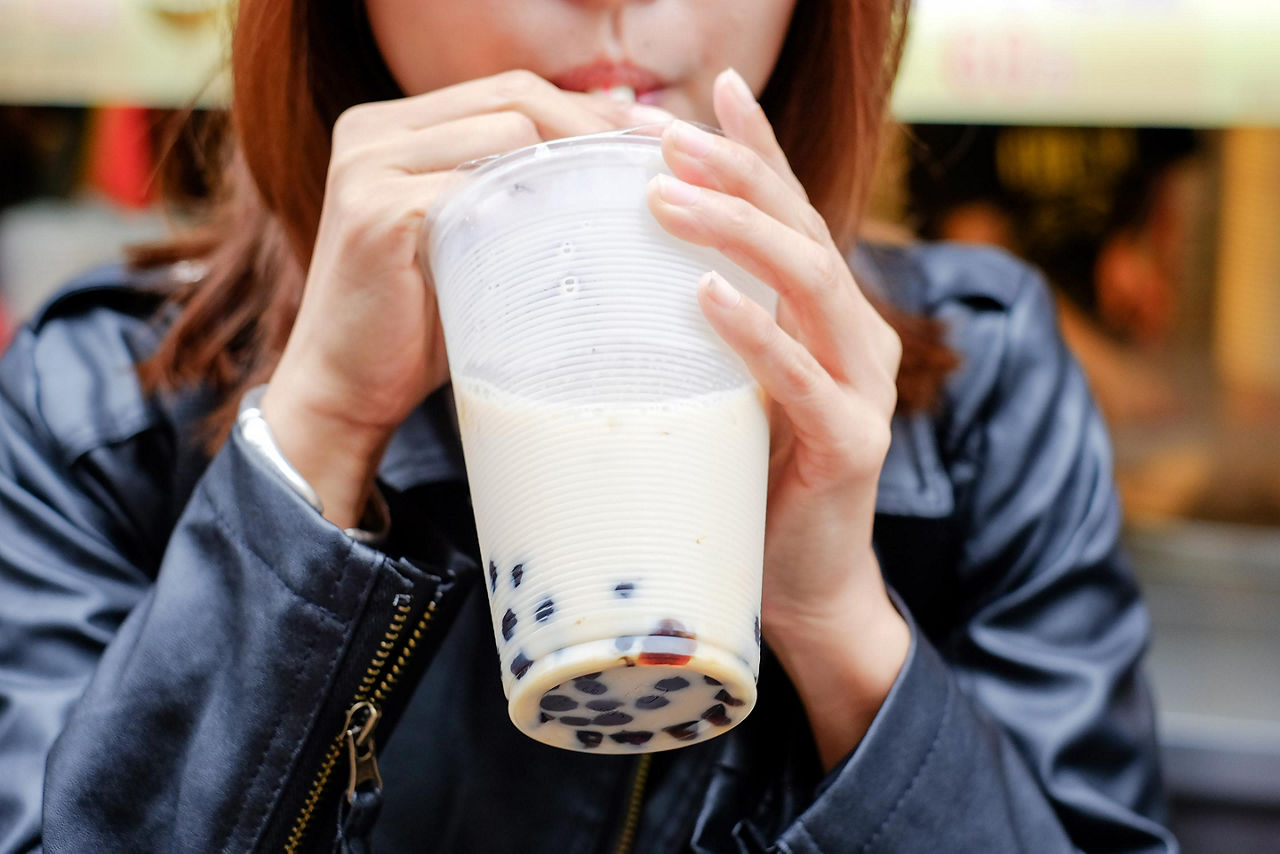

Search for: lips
xmin=550 ymin=61 xmax=667 ymax=97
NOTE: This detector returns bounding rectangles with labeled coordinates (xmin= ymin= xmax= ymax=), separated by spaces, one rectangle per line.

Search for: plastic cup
xmin=424 ymin=127 xmax=775 ymax=754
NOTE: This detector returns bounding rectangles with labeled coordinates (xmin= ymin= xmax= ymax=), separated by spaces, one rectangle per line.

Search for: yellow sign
xmin=1 ymin=0 xmax=1279 ymax=126
xmin=893 ymin=0 xmax=1280 ymax=126
xmin=0 ymin=0 xmax=230 ymax=107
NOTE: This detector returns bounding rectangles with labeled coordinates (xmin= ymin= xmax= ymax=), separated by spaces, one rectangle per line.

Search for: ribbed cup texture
xmin=427 ymin=134 xmax=772 ymax=751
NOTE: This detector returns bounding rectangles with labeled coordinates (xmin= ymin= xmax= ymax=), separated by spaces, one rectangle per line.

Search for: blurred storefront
xmin=888 ymin=3 xmax=1280 ymax=848
xmin=2 ymin=1 xmax=1279 ymax=850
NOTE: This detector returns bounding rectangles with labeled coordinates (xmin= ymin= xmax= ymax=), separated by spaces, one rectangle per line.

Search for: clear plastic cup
xmin=424 ymin=127 xmax=775 ymax=754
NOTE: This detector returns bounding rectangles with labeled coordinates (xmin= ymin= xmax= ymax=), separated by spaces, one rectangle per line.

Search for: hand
xmin=646 ymin=69 xmax=910 ymax=768
xmin=262 ymin=71 xmax=667 ymax=527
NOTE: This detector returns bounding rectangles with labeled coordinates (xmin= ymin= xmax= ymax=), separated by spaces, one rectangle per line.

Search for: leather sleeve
xmin=770 ymin=264 xmax=1178 ymax=853
xmin=0 ymin=316 xmax=465 ymax=852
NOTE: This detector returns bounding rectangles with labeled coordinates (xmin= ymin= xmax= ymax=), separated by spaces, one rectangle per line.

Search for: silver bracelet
xmin=236 ymin=385 xmax=391 ymax=545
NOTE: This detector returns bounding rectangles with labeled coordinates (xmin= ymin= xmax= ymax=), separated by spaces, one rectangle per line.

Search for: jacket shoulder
xmin=866 ymin=242 xmax=1073 ymax=521
xmin=863 ymin=242 xmax=1062 ymax=400
xmin=858 ymin=241 xmax=1040 ymax=317
xmin=1 ymin=264 xmax=170 ymax=463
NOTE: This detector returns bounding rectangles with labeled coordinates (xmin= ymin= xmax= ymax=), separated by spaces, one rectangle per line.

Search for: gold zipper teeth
xmin=373 ymin=600 xmax=435 ymax=704
xmin=614 ymin=753 xmax=654 ymax=854
xmin=283 ymin=596 xmax=417 ymax=853
xmin=284 ymin=741 xmax=341 ymax=852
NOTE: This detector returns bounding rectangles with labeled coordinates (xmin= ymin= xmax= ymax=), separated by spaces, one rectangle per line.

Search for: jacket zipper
xmin=612 ymin=753 xmax=654 ymax=854
xmin=283 ymin=594 xmax=438 ymax=852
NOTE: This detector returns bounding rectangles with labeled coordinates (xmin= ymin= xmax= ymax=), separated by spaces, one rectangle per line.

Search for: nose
xmin=560 ymin=0 xmax=658 ymax=50
xmin=563 ymin=0 xmax=656 ymax=8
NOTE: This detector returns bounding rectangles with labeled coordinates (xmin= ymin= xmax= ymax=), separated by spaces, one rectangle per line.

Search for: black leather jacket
xmin=0 ymin=244 xmax=1178 ymax=852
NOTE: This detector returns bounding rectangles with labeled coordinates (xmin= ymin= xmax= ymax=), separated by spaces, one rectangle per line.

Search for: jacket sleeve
xmin=0 ymin=319 xmax=467 ymax=852
xmin=768 ymin=265 xmax=1177 ymax=853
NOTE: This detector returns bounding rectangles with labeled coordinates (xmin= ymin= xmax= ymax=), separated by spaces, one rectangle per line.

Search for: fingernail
xmin=628 ymin=104 xmax=676 ymax=126
xmin=671 ymin=120 xmax=715 ymax=158
xmin=703 ymin=271 xmax=741 ymax=309
xmin=655 ymin=173 xmax=700 ymax=206
xmin=721 ymin=68 xmax=757 ymax=107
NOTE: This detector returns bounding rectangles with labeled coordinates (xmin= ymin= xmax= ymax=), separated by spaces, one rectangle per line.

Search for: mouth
xmin=550 ymin=61 xmax=668 ymax=103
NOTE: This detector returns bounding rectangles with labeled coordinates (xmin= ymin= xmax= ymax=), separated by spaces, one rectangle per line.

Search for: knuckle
xmin=496 ymin=110 xmax=541 ymax=146
xmin=862 ymin=416 xmax=894 ymax=460
xmin=802 ymin=205 xmax=829 ymax=240
xmin=742 ymin=313 xmax=780 ymax=361
xmin=723 ymin=143 xmax=762 ymax=189
xmin=495 ymin=69 xmax=544 ymax=101
xmin=780 ymin=352 xmax=820 ymax=396
xmin=721 ymin=196 xmax=757 ymax=243
xmin=332 ymin=103 xmax=371 ymax=139
xmin=810 ymin=250 xmax=845 ymax=295
xmin=882 ymin=322 xmax=904 ymax=367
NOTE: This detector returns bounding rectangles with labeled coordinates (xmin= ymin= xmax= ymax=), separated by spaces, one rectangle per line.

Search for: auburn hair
xmin=136 ymin=0 xmax=956 ymax=447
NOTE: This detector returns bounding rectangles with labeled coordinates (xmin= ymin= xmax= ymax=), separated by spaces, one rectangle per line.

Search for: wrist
xmin=258 ymin=382 xmax=393 ymax=530
xmin=765 ymin=564 xmax=911 ymax=772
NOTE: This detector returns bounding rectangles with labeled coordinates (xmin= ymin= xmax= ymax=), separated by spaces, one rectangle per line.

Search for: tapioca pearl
xmin=488 ymin=561 xmax=498 ymax=592
xmin=580 ymin=672 xmax=602 ymax=679
xmin=576 ymin=730 xmax=603 ymax=749
xmin=701 ymin=703 xmax=731 ymax=726
xmin=574 ymin=677 xmax=608 ymax=695
xmin=593 ymin=711 xmax=634 ymax=726
xmin=560 ymin=716 xmax=591 ymax=727
xmin=714 ymin=689 xmax=746 ymax=707
xmin=703 ymin=675 xmax=722 ymax=686
xmin=655 ymin=676 xmax=690 ymax=693
xmin=753 ymin=615 xmax=762 ymax=647
xmin=585 ymin=699 xmax=622 ymax=712
xmin=610 ymin=731 xmax=653 ymax=746
xmin=635 ymin=695 xmax=669 ymax=710
xmin=511 ymin=564 xmax=524 ymax=588
xmin=613 ymin=582 xmax=636 ymax=598
xmin=539 ymin=712 xmax=554 ymax=724
xmin=540 ymin=694 xmax=578 ymax=712
xmin=535 ymin=598 xmax=555 ymax=622
xmin=510 ymin=652 xmax=532 ymax=680
xmin=501 ymin=609 xmax=518 ymax=641
xmin=663 ymin=721 xmax=699 ymax=742
xmin=650 ymin=619 xmax=693 ymax=639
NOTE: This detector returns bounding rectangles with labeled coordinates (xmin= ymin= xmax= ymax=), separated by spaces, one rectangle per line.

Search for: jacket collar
xmin=378 ymin=244 xmax=955 ymax=520
xmin=853 ymin=244 xmax=956 ymax=519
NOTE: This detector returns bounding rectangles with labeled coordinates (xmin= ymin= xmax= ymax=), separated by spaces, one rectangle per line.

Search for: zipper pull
xmin=344 ymin=700 xmax=384 ymax=802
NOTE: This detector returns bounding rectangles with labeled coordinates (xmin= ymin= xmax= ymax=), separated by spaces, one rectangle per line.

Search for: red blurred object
xmin=87 ymin=105 xmax=154 ymax=209
xmin=0 ymin=298 xmax=12 ymax=355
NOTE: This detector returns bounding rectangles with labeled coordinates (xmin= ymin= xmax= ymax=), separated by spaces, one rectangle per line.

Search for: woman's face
xmin=365 ymin=0 xmax=798 ymax=123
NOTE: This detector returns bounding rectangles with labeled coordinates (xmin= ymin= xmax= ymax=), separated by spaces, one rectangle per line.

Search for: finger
xmin=342 ymin=110 xmax=547 ymax=176
xmin=659 ymin=119 xmax=829 ymax=244
xmin=647 ymin=174 xmax=866 ymax=376
xmin=712 ymin=69 xmax=807 ymax=201
xmin=695 ymin=271 xmax=856 ymax=452
xmin=338 ymin=69 xmax=672 ymax=145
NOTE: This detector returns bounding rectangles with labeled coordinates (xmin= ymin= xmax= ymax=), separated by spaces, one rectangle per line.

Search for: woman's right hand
xmin=261 ymin=71 xmax=670 ymax=528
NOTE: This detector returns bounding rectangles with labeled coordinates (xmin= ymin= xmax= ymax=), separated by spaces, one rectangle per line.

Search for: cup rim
xmin=419 ymin=121 xmax=724 ymax=285
xmin=423 ymin=121 xmax=723 ymax=241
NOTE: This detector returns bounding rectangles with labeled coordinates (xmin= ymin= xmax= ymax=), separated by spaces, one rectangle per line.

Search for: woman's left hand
xmin=646 ymin=69 xmax=911 ymax=769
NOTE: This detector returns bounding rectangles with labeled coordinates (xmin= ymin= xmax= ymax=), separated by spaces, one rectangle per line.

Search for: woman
xmin=0 ymin=0 xmax=1177 ymax=851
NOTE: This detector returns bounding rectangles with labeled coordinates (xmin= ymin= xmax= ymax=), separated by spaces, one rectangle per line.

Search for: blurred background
xmin=1 ymin=1 xmax=1277 ymax=850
